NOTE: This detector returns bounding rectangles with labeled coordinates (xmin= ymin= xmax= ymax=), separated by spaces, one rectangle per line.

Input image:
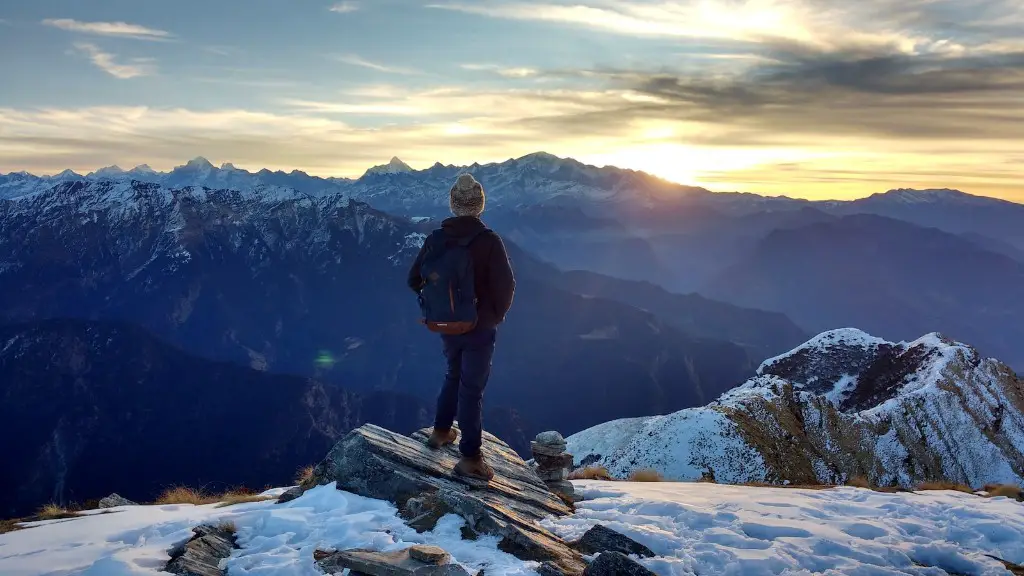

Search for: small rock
xmin=534 ymin=453 xmax=574 ymax=470
xmin=277 ymin=486 xmax=303 ymax=504
xmin=546 ymin=480 xmax=575 ymax=495
xmin=537 ymin=562 xmax=569 ymax=576
xmin=573 ymin=525 xmax=654 ymax=558
xmin=535 ymin=431 xmax=566 ymax=445
xmin=531 ymin=441 xmax=568 ymax=457
xmin=98 ymin=493 xmax=137 ymax=508
xmin=317 ymin=547 xmax=471 ymax=576
xmin=537 ymin=467 xmax=569 ymax=482
xmin=583 ymin=552 xmax=656 ymax=576
xmin=409 ymin=545 xmax=450 ymax=565
xmin=166 ymin=523 xmax=238 ymax=576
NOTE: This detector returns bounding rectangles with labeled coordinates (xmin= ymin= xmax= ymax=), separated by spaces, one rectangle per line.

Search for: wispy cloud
xmin=334 ymin=54 xmax=421 ymax=75
xmin=328 ymin=2 xmax=359 ymax=13
xmin=43 ymin=18 xmax=172 ymax=41
xmin=461 ymin=63 xmax=539 ymax=77
xmin=73 ymin=43 xmax=156 ymax=79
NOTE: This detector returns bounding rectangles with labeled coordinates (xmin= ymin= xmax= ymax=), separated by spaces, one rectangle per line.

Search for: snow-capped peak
xmin=129 ymin=164 xmax=157 ymax=175
xmin=363 ymin=157 xmax=414 ymax=177
xmin=90 ymin=165 xmax=126 ymax=179
xmin=51 ymin=169 xmax=82 ymax=180
xmin=182 ymin=157 xmax=215 ymax=170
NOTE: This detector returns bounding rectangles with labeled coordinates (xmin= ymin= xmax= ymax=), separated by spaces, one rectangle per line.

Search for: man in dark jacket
xmin=407 ymin=173 xmax=515 ymax=481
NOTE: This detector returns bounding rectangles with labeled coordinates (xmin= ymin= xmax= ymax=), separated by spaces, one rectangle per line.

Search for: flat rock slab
xmin=307 ymin=424 xmax=586 ymax=575
xmin=572 ymin=525 xmax=655 ymax=558
xmin=317 ymin=547 xmax=471 ymax=576
xmin=166 ymin=524 xmax=237 ymax=576
xmin=583 ymin=552 xmax=657 ymax=576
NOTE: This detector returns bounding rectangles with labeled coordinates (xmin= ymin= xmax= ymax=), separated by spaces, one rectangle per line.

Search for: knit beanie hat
xmin=449 ymin=173 xmax=485 ymax=218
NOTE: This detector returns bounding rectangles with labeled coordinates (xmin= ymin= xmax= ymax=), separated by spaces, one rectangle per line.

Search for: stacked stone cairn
xmin=531 ymin=431 xmax=581 ymax=503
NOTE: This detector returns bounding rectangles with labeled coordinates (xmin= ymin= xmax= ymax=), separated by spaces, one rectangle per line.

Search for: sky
xmin=0 ymin=0 xmax=1023 ymax=201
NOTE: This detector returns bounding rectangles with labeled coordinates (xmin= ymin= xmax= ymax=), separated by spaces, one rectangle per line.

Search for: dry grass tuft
xmin=155 ymin=487 xmax=221 ymax=506
xmin=627 ymin=469 xmax=664 ymax=482
xmin=568 ymin=466 xmax=613 ymax=481
xmin=0 ymin=519 xmax=23 ymax=534
xmin=845 ymin=476 xmax=871 ymax=488
xmin=295 ymin=465 xmax=316 ymax=487
xmin=983 ymin=484 xmax=1024 ymax=500
xmin=216 ymin=519 xmax=238 ymax=534
xmin=215 ymin=492 xmax=275 ymax=508
xmin=35 ymin=503 xmax=78 ymax=520
xmin=916 ymin=481 xmax=975 ymax=494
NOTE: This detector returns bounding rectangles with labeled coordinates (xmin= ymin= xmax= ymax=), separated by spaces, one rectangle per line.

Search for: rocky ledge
xmin=287 ymin=424 xmax=587 ymax=574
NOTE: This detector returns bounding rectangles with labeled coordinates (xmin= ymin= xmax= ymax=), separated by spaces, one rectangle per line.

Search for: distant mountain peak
xmin=89 ymin=165 xmax=125 ymax=179
xmin=129 ymin=164 xmax=157 ymax=175
xmin=364 ymin=157 xmax=413 ymax=177
xmin=221 ymin=162 xmax=238 ymax=171
xmin=183 ymin=157 xmax=215 ymax=170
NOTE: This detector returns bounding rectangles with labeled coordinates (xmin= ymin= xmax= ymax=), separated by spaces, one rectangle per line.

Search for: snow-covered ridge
xmin=569 ymin=328 xmax=1024 ymax=489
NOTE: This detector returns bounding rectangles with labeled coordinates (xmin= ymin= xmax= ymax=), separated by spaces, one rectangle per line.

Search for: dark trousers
xmin=434 ymin=326 xmax=497 ymax=458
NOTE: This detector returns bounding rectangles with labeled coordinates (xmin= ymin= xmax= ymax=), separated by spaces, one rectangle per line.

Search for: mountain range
xmin=567 ymin=328 xmax=1024 ymax=489
xmin=0 ymin=180 xmax=800 ymax=448
xmin=0 ymin=318 xmax=454 ymax=518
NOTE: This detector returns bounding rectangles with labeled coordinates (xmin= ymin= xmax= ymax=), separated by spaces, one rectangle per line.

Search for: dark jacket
xmin=407 ymin=216 xmax=516 ymax=330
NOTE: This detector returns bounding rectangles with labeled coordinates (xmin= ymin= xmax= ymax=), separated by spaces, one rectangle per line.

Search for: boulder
xmin=166 ymin=523 xmax=237 ymax=576
xmin=303 ymin=424 xmax=586 ymax=575
xmin=316 ymin=546 xmax=471 ymax=576
xmin=583 ymin=552 xmax=657 ymax=576
xmin=98 ymin=493 xmax=136 ymax=508
xmin=572 ymin=525 xmax=655 ymax=558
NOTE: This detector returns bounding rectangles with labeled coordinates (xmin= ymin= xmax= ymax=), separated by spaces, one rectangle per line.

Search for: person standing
xmin=407 ymin=173 xmax=516 ymax=481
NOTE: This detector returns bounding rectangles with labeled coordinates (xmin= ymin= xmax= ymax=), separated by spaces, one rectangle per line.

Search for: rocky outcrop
xmin=166 ymin=523 xmax=237 ymax=576
xmin=316 ymin=545 xmax=471 ymax=576
xmin=572 ymin=525 xmax=654 ymax=558
xmin=531 ymin=432 xmax=579 ymax=505
xmin=569 ymin=329 xmax=1024 ymax=489
xmin=98 ymin=493 xmax=136 ymax=508
xmin=298 ymin=424 xmax=587 ymax=575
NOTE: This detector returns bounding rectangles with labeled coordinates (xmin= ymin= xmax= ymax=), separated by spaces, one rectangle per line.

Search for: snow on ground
xmin=544 ymin=481 xmax=1024 ymax=576
xmin=4 ymin=481 xmax=1023 ymax=575
xmin=0 ymin=484 xmax=537 ymax=576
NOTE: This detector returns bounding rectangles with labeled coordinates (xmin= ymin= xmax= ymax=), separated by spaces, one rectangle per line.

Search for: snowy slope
xmin=568 ymin=329 xmax=1024 ymax=488
xmin=3 ymin=481 xmax=1022 ymax=576
xmin=545 ymin=481 xmax=1024 ymax=576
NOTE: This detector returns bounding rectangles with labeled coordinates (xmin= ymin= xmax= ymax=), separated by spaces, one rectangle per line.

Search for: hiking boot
xmin=454 ymin=455 xmax=495 ymax=481
xmin=426 ymin=428 xmax=457 ymax=449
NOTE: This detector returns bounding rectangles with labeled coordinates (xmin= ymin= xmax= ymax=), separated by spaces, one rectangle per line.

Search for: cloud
xmin=328 ymin=1 xmax=359 ymax=13
xmin=429 ymin=0 xmax=1023 ymax=56
xmin=461 ymin=63 xmax=539 ymax=77
xmin=43 ymin=18 xmax=172 ymax=41
xmin=73 ymin=43 xmax=156 ymax=79
xmin=334 ymin=54 xmax=421 ymax=75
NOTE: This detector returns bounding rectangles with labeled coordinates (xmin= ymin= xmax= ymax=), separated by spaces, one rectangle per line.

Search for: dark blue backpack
xmin=417 ymin=229 xmax=482 ymax=335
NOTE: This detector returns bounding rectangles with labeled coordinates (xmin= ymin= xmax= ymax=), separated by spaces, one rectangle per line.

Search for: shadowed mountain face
xmin=0 ymin=319 xmax=436 ymax=519
xmin=0 ymin=181 xmax=779 ymax=445
xmin=701 ymin=214 xmax=1024 ymax=371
